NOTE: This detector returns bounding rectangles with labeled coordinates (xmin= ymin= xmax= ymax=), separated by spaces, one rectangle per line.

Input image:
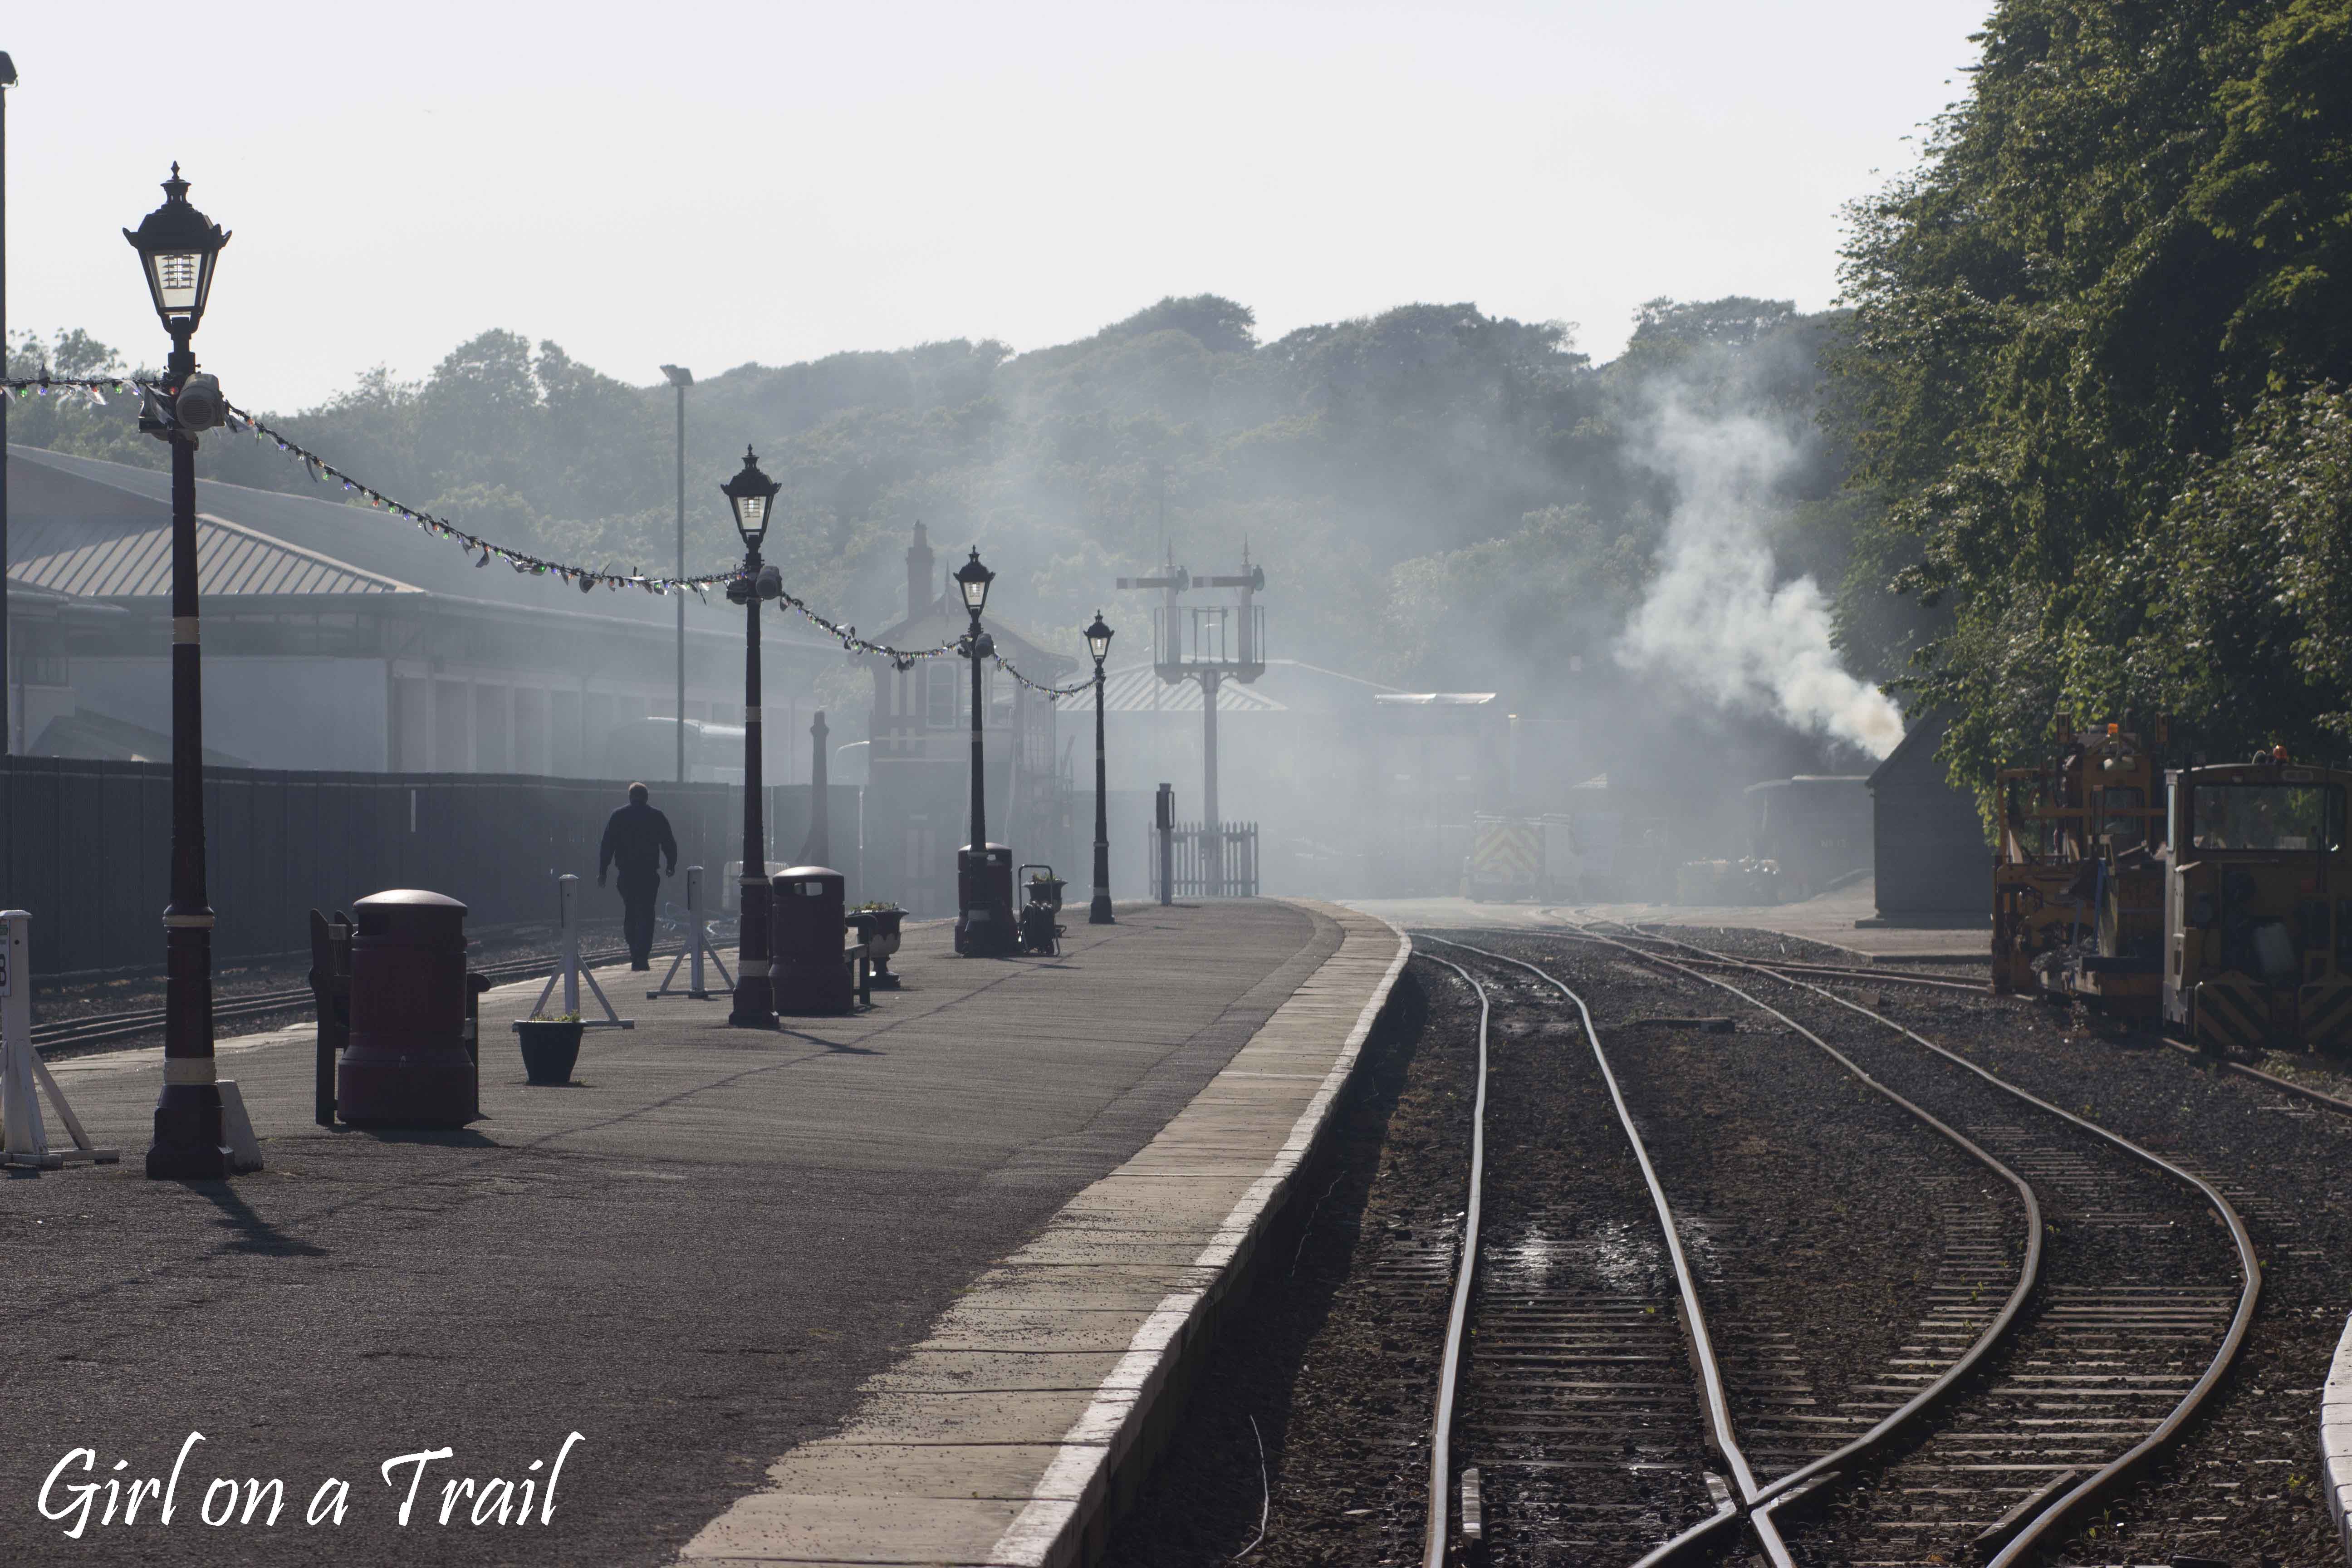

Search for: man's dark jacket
xmin=600 ymin=801 xmax=678 ymax=882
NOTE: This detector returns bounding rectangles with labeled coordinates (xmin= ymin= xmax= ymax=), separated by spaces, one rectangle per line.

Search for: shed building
xmin=1867 ymin=709 xmax=1991 ymax=919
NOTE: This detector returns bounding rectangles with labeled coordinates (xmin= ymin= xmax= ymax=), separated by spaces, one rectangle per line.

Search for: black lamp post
xmin=1085 ymin=612 xmax=1115 ymax=924
xmin=125 ymin=165 xmax=236 ymax=1181
xmin=722 ymin=446 xmax=781 ymax=1026
xmin=953 ymin=548 xmax=1014 ymax=955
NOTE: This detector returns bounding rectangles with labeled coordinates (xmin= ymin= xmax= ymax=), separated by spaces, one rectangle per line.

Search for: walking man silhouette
xmin=599 ymin=782 xmax=678 ymax=970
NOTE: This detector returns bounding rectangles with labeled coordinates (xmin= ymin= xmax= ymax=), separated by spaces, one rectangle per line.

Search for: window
xmin=2190 ymin=783 xmax=2345 ymax=851
xmin=927 ymin=664 xmax=960 ymax=728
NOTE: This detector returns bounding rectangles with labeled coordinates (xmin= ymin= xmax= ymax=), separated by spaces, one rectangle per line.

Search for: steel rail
xmin=2161 ymin=1036 xmax=2352 ymax=1120
xmin=1512 ymin=926 xmax=2045 ymax=1503
xmin=1581 ymin=925 xmax=1987 ymax=995
xmin=1417 ymin=934 xmax=1783 ymax=1566
xmin=1413 ymin=953 xmax=1490 ymax=1568
xmin=31 ymin=946 xmax=635 ymax=1054
xmin=1701 ymin=956 xmax=1984 ymax=995
xmin=1593 ymin=924 xmax=2264 ymax=1567
xmin=1446 ymin=921 xmax=1984 ymax=995
xmin=1440 ymin=932 xmax=2045 ymax=1568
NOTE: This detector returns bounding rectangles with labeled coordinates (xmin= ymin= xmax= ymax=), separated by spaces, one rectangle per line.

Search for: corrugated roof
xmin=6 ymin=510 xmax=417 ymax=598
xmin=1063 ymin=663 xmax=1287 ymax=714
xmin=6 ymin=448 xmax=835 ymax=651
xmin=1061 ymin=657 xmax=1411 ymax=715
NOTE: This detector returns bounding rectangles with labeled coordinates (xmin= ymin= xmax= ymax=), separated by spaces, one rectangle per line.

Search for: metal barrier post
xmin=648 ymin=865 xmax=734 ymax=1000
xmin=1 ymin=910 xmax=119 ymax=1169
xmin=1 ymin=911 xmax=47 ymax=1163
xmin=530 ymin=873 xmax=634 ymax=1030
xmin=688 ymin=866 xmax=708 ymax=997
xmin=308 ymin=909 xmax=352 ymax=1127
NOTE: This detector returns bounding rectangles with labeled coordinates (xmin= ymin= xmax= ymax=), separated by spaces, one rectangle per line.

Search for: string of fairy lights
xmin=5 ymin=373 xmax=1105 ymax=697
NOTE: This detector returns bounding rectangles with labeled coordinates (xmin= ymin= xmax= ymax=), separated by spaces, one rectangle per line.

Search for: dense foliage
xmin=1838 ymin=0 xmax=2352 ymax=789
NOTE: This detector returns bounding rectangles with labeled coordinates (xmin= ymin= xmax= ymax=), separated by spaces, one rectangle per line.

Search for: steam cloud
xmin=1617 ymin=398 xmax=1905 ymax=760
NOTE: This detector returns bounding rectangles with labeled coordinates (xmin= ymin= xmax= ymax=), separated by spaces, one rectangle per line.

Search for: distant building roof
xmin=1374 ymin=692 xmax=1500 ymax=706
xmin=1868 ymin=709 xmax=1946 ymax=790
xmin=1066 ymin=663 xmax=1288 ymax=714
xmin=31 ymin=707 xmax=252 ymax=767
xmin=5 ymin=446 xmax=841 ymax=652
xmin=1061 ymin=658 xmax=1407 ymax=715
xmin=9 ymin=509 xmax=419 ymax=598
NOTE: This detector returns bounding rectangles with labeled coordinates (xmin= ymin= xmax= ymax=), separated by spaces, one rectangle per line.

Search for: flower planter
xmin=853 ymin=907 xmax=907 ymax=988
xmin=514 ymin=1019 xmax=583 ymax=1085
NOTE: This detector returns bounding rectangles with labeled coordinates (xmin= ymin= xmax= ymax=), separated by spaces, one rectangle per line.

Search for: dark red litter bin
xmin=337 ymin=889 xmax=476 ymax=1127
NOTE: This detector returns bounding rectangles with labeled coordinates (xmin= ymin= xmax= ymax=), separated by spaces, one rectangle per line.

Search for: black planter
xmin=515 ymin=1019 xmax=583 ymax=1086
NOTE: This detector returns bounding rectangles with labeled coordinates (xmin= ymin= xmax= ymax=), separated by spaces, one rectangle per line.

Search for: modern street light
xmin=660 ymin=364 xmax=692 ymax=784
xmin=123 ymin=164 xmax=235 ymax=1179
xmin=1085 ymin=611 xmax=1115 ymax=925
xmin=722 ymin=446 xmax=782 ymax=1026
xmin=953 ymin=548 xmax=1014 ymax=955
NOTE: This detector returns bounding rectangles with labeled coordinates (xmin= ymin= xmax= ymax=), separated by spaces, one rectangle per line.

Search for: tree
xmin=1835 ymin=0 xmax=2352 ymax=792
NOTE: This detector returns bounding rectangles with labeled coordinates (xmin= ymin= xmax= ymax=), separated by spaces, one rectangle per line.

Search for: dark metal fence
xmin=0 ymin=756 xmax=858 ymax=975
xmin=1146 ymin=821 xmax=1260 ymax=899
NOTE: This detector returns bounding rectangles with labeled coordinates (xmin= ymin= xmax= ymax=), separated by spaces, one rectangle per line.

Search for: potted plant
xmin=514 ymin=1011 xmax=583 ymax=1085
xmin=852 ymin=901 xmax=907 ymax=988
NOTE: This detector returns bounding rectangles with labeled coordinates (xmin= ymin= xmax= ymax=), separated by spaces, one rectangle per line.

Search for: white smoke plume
xmin=1616 ymin=397 xmax=1905 ymax=760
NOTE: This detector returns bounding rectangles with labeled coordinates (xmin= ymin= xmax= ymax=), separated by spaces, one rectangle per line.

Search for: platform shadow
xmin=350 ymin=1125 xmax=501 ymax=1147
xmin=778 ymin=1028 xmax=881 ymax=1055
xmin=181 ymin=1182 xmax=330 ymax=1258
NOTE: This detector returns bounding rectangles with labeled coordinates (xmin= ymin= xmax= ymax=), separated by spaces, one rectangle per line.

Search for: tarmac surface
xmin=1351 ymin=881 xmax=1986 ymax=959
xmin=3 ymin=899 xmax=1336 ymax=1566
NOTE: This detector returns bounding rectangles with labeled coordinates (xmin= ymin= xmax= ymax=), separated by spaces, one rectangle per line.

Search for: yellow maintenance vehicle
xmin=2163 ymin=754 xmax=2352 ymax=1056
xmin=1992 ymin=722 xmax=2167 ymax=1013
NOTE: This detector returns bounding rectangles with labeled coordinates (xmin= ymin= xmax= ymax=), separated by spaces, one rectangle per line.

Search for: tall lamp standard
xmin=953 ymin=548 xmax=1014 ymax=956
xmin=123 ymin=165 xmax=235 ymax=1179
xmin=722 ymin=446 xmax=782 ymax=1027
xmin=1084 ymin=612 xmax=1115 ymax=924
xmin=659 ymin=365 xmax=692 ymax=783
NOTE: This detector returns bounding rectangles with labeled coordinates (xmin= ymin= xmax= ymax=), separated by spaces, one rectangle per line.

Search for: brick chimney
xmin=906 ymin=521 xmax=934 ymax=618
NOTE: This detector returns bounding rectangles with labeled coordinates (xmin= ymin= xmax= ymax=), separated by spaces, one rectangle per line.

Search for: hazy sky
xmin=3 ymin=1 xmax=1989 ymax=410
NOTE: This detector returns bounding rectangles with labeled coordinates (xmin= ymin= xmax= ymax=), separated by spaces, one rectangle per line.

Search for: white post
xmin=646 ymin=865 xmax=731 ymax=1002
xmin=687 ymin=866 xmax=707 ymax=997
xmin=1 ymin=911 xmax=117 ymax=1168
xmin=1 ymin=911 xmax=49 ymax=1164
xmin=559 ymin=873 xmax=582 ymax=1018
xmin=530 ymin=872 xmax=634 ymax=1028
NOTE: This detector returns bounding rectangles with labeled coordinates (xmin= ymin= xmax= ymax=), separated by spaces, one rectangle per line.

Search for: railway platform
xmin=3 ymin=899 xmax=1404 ymax=1568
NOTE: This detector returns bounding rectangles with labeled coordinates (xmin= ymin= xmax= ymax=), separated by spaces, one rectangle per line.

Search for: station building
xmin=856 ymin=524 xmax=1080 ymax=914
xmin=4 ymin=446 xmax=839 ymax=778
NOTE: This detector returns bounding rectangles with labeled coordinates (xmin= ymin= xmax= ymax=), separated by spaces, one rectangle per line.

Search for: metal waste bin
xmin=337 ymin=889 xmax=476 ymax=1127
xmin=956 ymin=842 xmax=1016 ymax=956
xmin=770 ymin=866 xmax=853 ymax=1015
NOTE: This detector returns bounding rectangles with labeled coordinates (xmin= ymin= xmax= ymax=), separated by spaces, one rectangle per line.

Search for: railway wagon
xmin=1992 ymin=723 xmax=2166 ymax=1012
xmin=2164 ymin=756 xmax=2352 ymax=1055
xmin=1743 ymin=774 xmax=1871 ymax=900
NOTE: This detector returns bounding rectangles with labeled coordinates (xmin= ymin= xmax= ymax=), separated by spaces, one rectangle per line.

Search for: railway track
xmin=29 ymin=946 xmax=634 ymax=1055
xmin=1408 ymin=926 xmax=2259 ymax=1566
